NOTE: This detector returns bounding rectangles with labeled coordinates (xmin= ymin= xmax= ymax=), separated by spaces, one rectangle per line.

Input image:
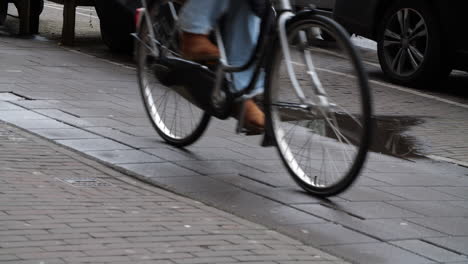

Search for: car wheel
xmin=377 ymin=0 xmax=449 ymax=87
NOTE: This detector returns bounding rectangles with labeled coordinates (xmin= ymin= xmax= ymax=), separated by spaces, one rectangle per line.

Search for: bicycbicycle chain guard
xmin=151 ymin=56 xmax=233 ymax=119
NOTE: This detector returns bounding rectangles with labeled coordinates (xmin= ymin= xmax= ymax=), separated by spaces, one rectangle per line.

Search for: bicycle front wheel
xmin=265 ymin=14 xmax=372 ymax=196
xmin=136 ymin=0 xmax=211 ymax=147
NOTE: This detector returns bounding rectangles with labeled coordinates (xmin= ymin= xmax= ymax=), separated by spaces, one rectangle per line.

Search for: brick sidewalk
xmin=0 ymin=121 xmax=345 ymax=264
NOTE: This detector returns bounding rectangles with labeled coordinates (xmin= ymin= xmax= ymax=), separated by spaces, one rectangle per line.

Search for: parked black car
xmin=334 ymin=0 xmax=468 ymax=86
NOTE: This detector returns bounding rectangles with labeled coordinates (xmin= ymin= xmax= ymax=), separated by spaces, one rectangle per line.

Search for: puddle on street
xmin=279 ymin=108 xmax=425 ymax=160
xmin=368 ymin=116 xmax=425 ymax=159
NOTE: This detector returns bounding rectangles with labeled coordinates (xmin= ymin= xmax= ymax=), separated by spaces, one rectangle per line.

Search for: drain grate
xmin=57 ymin=178 xmax=112 ymax=187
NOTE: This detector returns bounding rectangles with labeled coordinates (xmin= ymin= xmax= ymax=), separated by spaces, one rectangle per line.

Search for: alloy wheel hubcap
xmin=383 ymin=8 xmax=428 ymax=76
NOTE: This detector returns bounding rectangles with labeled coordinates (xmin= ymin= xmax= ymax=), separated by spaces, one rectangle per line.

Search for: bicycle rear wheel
xmin=265 ymin=14 xmax=372 ymax=196
xmin=136 ymin=0 xmax=211 ymax=147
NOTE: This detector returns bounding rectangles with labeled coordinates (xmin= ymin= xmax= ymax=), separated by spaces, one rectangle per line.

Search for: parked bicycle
xmin=134 ymin=0 xmax=373 ymax=196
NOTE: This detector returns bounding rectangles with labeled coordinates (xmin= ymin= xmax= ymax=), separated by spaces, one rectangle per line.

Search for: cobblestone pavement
xmin=0 ymin=121 xmax=345 ymax=264
xmin=1 ymin=5 xmax=468 ymax=263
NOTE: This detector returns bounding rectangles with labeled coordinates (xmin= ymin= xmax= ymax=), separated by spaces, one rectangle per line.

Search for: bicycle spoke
xmin=268 ymin=17 xmax=370 ymax=195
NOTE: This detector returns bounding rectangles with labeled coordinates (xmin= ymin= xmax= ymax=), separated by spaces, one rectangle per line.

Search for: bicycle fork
xmin=277 ymin=11 xmax=332 ymax=113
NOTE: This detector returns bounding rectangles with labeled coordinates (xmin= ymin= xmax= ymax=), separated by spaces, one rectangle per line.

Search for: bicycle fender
xmin=285 ymin=9 xmax=318 ymax=26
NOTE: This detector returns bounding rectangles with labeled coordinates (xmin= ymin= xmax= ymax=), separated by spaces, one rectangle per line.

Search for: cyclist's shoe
xmin=181 ymin=32 xmax=220 ymax=62
xmin=242 ymin=99 xmax=265 ymax=135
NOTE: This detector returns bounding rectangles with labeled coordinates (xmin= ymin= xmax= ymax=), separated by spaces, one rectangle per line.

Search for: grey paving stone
xmin=16 ymin=83 xmax=79 ymax=93
xmin=34 ymin=109 xmax=106 ymax=127
xmin=79 ymin=118 xmax=133 ymax=128
xmin=374 ymin=186 xmax=464 ymax=201
xmin=424 ymin=237 xmax=468 ymax=255
xmin=111 ymin=117 xmax=152 ymax=126
xmin=8 ymin=119 xmax=71 ymax=129
xmin=85 ymin=149 xmax=162 ymax=164
xmin=294 ymin=204 xmax=445 ymax=240
xmin=61 ymin=108 xmax=132 ymax=118
xmin=174 ymin=160 xmax=263 ymax=175
xmin=31 ymin=128 xmax=101 ymax=140
xmin=324 ymin=242 xmax=436 ymax=264
xmin=294 ymin=204 xmax=362 ymax=222
xmin=120 ymin=163 xmax=202 ymax=178
xmin=449 ymin=201 xmax=468 ymax=210
xmin=225 ymin=134 xmax=265 ymax=148
xmin=86 ymin=127 xmax=168 ymax=148
xmin=61 ymin=100 xmax=126 ymax=109
xmin=0 ymin=110 xmax=48 ymax=122
xmin=152 ymin=176 xmax=241 ymax=194
xmin=63 ymin=92 xmax=125 ymax=102
xmin=387 ymin=201 xmax=468 ymax=217
xmin=186 ymin=189 xmax=284 ymax=219
xmin=406 ymin=217 xmax=468 ymax=236
xmin=364 ymin=161 xmax=429 ymax=173
xmin=237 ymin=159 xmax=291 ymax=173
xmin=280 ymin=223 xmax=377 ymax=246
xmin=229 ymin=146 xmax=282 ymax=160
xmin=0 ymin=101 xmax=23 ymax=110
xmin=251 ymin=206 xmax=326 ymax=226
xmin=187 ymin=147 xmax=253 ymax=161
xmin=56 ymin=138 xmax=132 ymax=152
xmin=113 ymin=126 xmax=157 ymax=137
xmin=118 ymin=136 xmax=170 ymax=149
xmin=332 ymin=201 xmax=423 ymax=219
xmin=15 ymin=91 xmax=79 ymax=100
xmin=238 ymin=171 xmax=298 ymax=188
xmin=191 ymin=136 xmax=249 ymax=148
xmin=215 ymin=172 xmax=295 ymax=189
xmin=338 ymin=187 xmax=406 ymax=202
xmin=433 ymin=187 xmax=468 ymax=200
xmin=13 ymin=99 xmax=74 ymax=109
xmin=390 ymin=240 xmax=468 ymax=263
xmin=364 ymin=172 xmax=464 ymax=187
xmin=214 ymin=174 xmax=326 ymax=203
xmin=353 ymin=176 xmax=392 ymax=187
xmin=142 ymin=148 xmax=199 ymax=161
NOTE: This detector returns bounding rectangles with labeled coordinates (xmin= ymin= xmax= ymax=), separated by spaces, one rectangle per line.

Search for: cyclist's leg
xmin=223 ymin=0 xmax=264 ymax=94
xmin=179 ymin=0 xmax=229 ymax=60
xmin=222 ymin=0 xmax=264 ymax=131
xmin=179 ymin=0 xmax=229 ymax=34
xmin=180 ymin=0 xmax=263 ymax=93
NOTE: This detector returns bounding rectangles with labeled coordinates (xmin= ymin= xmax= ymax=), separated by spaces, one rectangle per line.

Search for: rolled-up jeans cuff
xmin=179 ymin=23 xmax=213 ymax=35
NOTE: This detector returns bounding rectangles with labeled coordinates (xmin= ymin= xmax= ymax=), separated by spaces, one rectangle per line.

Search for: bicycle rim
xmin=136 ymin=0 xmax=210 ymax=147
xmin=266 ymin=15 xmax=372 ymax=196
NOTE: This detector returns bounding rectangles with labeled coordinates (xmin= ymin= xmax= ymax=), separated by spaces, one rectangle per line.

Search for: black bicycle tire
xmin=136 ymin=1 xmax=211 ymax=148
xmin=264 ymin=14 xmax=373 ymax=197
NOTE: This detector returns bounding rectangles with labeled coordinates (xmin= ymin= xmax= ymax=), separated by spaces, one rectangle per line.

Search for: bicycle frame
xmin=135 ymin=0 xmax=331 ymax=124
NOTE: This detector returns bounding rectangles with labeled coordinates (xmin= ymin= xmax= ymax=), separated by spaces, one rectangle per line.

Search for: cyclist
xmin=179 ymin=0 xmax=265 ymax=133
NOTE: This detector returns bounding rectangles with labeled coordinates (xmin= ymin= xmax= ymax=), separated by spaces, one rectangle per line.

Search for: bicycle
xmin=134 ymin=0 xmax=373 ymax=196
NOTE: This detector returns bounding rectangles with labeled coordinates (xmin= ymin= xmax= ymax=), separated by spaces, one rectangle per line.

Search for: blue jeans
xmin=179 ymin=0 xmax=264 ymax=93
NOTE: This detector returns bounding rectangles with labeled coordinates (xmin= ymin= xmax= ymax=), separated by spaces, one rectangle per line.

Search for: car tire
xmin=377 ymin=0 xmax=449 ymax=87
xmin=94 ymin=0 xmax=135 ymax=53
